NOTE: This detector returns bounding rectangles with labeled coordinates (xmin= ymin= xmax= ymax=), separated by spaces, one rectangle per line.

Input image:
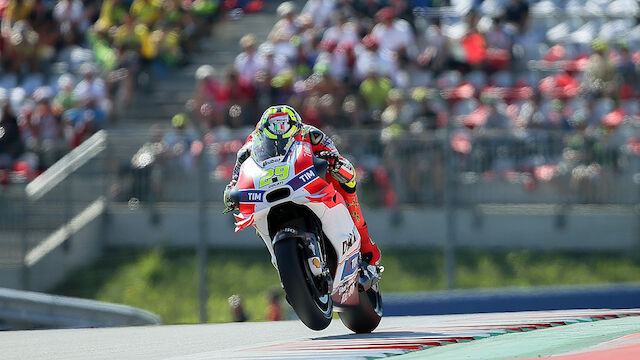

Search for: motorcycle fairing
xmin=234 ymin=140 xmax=361 ymax=306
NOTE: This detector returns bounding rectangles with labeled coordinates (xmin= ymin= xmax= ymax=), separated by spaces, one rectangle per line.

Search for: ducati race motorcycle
xmin=227 ymin=133 xmax=383 ymax=332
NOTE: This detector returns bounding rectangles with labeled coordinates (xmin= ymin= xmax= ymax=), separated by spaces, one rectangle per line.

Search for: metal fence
xmin=113 ymin=126 xmax=640 ymax=209
xmin=0 ymin=132 xmax=109 ymax=287
xmin=3 ymin=126 xmax=639 ymax=260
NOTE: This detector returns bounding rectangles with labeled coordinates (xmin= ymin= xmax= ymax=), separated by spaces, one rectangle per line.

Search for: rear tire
xmin=274 ymin=235 xmax=332 ymax=330
xmin=338 ymin=287 xmax=383 ymax=333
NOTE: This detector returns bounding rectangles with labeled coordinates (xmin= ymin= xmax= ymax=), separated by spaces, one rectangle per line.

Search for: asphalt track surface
xmin=2 ymin=309 xmax=639 ymax=360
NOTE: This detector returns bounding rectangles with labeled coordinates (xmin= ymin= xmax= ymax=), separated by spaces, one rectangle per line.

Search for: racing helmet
xmin=254 ymin=105 xmax=303 ymax=157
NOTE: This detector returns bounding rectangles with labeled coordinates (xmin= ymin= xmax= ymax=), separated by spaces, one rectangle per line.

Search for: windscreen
xmin=251 ymin=131 xmax=293 ymax=163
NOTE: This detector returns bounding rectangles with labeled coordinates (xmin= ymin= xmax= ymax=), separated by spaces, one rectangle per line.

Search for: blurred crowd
xmin=0 ymin=0 xmax=251 ymax=184
xmin=188 ymin=0 xmax=640 ymax=206
xmin=192 ymin=0 xmax=640 ymax=133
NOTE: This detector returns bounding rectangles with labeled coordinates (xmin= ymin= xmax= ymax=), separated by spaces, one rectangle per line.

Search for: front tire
xmin=338 ymin=287 xmax=383 ymax=333
xmin=274 ymin=235 xmax=332 ymax=330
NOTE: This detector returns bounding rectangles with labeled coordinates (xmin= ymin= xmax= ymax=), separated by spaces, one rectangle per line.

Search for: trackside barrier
xmin=384 ymin=282 xmax=640 ymax=316
xmin=26 ymin=130 xmax=107 ymax=201
xmin=0 ymin=287 xmax=161 ymax=330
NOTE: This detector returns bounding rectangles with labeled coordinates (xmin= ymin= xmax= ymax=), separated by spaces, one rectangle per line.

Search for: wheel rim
xmin=297 ymin=242 xmax=331 ymax=314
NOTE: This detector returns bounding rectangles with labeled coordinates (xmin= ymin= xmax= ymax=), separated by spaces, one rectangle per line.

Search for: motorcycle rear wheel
xmin=274 ymin=235 xmax=333 ymax=330
xmin=338 ymin=287 xmax=383 ymax=333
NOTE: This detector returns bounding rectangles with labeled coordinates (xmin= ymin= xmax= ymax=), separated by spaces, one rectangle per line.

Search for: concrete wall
xmin=107 ymin=204 xmax=640 ymax=251
xmin=25 ymin=214 xmax=104 ymax=292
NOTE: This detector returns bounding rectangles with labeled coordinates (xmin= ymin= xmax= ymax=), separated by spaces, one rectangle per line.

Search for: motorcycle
xmin=226 ymin=133 xmax=382 ymax=332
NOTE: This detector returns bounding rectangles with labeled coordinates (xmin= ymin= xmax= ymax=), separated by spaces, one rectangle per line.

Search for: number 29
xmin=259 ymin=165 xmax=289 ymax=187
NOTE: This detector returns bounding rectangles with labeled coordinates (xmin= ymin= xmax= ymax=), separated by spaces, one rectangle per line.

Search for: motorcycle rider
xmin=224 ymin=105 xmax=382 ymax=285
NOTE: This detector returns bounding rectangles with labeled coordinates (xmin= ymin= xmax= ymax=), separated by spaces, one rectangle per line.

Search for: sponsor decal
xmin=281 ymin=227 xmax=297 ymax=234
xmin=337 ymin=276 xmax=357 ymax=303
xmin=342 ymin=232 xmax=355 ymax=253
xmin=239 ymin=190 xmax=265 ymax=202
xmin=262 ymin=157 xmax=284 ymax=166
xmin=302 ymin=144 xmax=313 ymax=157
xmin=287 ymin=167 xmax=317 ymax=190
xmin=341 ymin=253 xmax=359 ymax=280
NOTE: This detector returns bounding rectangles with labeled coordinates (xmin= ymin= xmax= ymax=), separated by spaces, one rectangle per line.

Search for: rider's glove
xmin=223 ymin=180 xmax=238 ymax=213
xmin=318 ymin=151 xmax=355 ymax=185
xmin=318 ymin=150 xmax=339 ymax=169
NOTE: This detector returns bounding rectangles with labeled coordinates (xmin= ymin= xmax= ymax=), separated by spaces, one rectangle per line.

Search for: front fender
xmin=272 ymin=227 xmax=304 ymax=246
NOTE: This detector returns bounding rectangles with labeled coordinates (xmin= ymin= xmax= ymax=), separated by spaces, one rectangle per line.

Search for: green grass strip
xmin=53 ymin=247 xmax=640 ymax=324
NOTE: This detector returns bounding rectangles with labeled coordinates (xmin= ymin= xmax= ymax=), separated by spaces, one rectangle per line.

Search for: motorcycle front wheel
xmin=274 ymin=235 xmax=332 ymax=330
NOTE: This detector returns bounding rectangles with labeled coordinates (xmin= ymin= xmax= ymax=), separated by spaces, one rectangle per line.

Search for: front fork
xmin=271 ymin=228 xmax=332 ymax=294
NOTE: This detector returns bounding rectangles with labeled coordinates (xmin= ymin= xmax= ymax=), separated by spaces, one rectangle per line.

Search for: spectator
xmin=583 ymin=39 xmax=618 ymax=98
xmin=5 ymin=20 xmax=41 ymax=73
xmin=219 ymin=68 xmax=256 ymax=126
xmin=130 ymin=0 xmax=162 ymax=27
xmin=0 ymin=94 xmax=23 ymax=169
xmin=256 ymin=42 xmax=289 ymax=82
xmin=234 ymin=34 xmax=262 ymax=84
xmin=270 ymin=69 xmax=296 ymax=104
xmin=52 ymin=74 xmax=77 ymax=114
xmin=31 ymin=89 xmax=65 ymax=168
xmin=315 ymin=39 xmax=349 ymax=82
xmin=228 ymin=294 xmax=247 ymax=322
xmin=95 ymin=0 xmax=129 ymax=30
xmin=616 ymin=42 xmax=637 ymax=91
xmin=162 ymin=113 xmax=198 ymax=173
xmin=113 ymin=15 xmax=140 ymax=52
xmin=359 ymin=66 xmax=393 ymax=112
xmin=460 ymin=12 xmax=486 ymax=70
xmin=301 ymin=0 xmax=334 ymax=29
xmin=73 ymin=63 xmax=109 ymax=123
xmin=504 ymin=0 xmax=529 ymax=33
xmin=417 ymin=18 xmax=449 ymax=74
xmin=381 ymin=88 xmax=413 ymax=128
xmin=265 ymin=290 xmax=282 ymax=321
xmin=354 ymin=34 xmax=394 ymax=82
xmin=411 ymin=87 xmax=440 ymax=131
xmin=482 ymin=97 xmax=512 ymax=130
xmin=268 ymin=1 xmax=298 ymax=59
xmin=485 ymin=17 xmax=511 ymax=71
xmin=371 ymin=7 xmax=416 ymax=66
xmin=193 ymin=65 xmax=223 ymax=128
xmin=54 ymin=0 xmax=88 ymax=39
xmin=322 ymin=11 xmax=359 ymax=48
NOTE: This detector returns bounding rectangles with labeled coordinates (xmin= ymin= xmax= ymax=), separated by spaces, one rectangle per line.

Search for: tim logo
xmin=240 ymin=190 xmax=264 ymax=202
xmin=288 ymin=168 xmax=317 ymax=190
xmin=299 ymin=169 xmax=315 ymax=182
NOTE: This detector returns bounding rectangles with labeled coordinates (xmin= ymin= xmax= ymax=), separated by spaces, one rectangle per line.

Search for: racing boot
xmin=359 ymin=261 xmax=383 ymax=291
